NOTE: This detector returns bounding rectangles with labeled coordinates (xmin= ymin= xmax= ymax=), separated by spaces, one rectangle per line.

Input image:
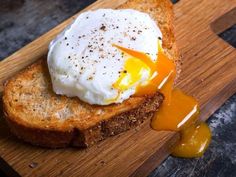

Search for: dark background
xmin=0 ymin=0 xmax=235 ymax=176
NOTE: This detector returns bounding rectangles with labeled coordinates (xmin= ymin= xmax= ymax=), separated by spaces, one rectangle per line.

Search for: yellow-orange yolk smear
xmin=152 ymin=89 xmax=200 ymax=131
xmin=152 ymin=86 xmax=212 ymax=158
xmin=171 ymin=122 xmax=211 ymax=158
xmin=113 ymin=40 xmax=211 ymax=158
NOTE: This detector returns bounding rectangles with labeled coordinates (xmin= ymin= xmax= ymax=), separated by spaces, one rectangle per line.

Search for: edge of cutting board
xmin=0 ymin=0 xmax=236 ymax=176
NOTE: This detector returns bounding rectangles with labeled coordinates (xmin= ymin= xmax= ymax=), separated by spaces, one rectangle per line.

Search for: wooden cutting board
xmin=0 ymin=0 xmax=235 ymax=176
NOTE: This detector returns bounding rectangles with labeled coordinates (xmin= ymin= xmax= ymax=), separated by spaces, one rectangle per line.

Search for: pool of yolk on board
xmin=114 ymin=41 xmax=211 ymax=158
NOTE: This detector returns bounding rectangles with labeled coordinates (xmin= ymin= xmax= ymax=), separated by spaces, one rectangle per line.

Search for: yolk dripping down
xmin=113 ymin=40 xmax=211 ymax=158
xmin=171 ymin=122 xmax=211 ymax=158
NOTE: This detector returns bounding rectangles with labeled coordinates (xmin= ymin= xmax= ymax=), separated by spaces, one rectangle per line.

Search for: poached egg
xmin=47 ymin=9 xmax=162 ymax=105
xmin=47 ymin=8 xmax=211 ymax=157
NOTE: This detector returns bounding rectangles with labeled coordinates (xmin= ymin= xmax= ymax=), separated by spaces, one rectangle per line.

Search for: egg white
xmin=47 ymin=9 xmax=162 ymax=105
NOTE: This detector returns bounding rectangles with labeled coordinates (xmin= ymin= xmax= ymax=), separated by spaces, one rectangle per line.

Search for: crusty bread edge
xmin=3 ymin=92 xmax=163 ymax=148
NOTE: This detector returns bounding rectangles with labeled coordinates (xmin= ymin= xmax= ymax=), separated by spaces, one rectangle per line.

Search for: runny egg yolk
xmin=171 ymin=122 xmax=212 ymax=158
xmin=113 ymin=56 xmax=151 ymax=91
xmin=113 ymin=40 xmax=211 ymax=158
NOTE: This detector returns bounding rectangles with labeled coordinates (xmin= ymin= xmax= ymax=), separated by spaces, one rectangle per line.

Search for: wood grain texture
xmin=0 ymin=0 xmax=235 ymax=176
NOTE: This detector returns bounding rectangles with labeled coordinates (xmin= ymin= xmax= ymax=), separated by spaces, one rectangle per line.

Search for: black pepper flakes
xmin=138 ymin=30 xmax=142 ymax=34
xmin=88 ymin=76 xmax=93 ymax=80
xmin=100 ymin=24 xmax=106 ymax=31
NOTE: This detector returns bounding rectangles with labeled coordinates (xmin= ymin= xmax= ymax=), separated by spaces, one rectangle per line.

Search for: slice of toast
xmin=2 ymin=0 xmax=180 ymax=148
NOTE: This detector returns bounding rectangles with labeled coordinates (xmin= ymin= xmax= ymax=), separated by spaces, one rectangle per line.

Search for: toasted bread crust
xmin=3 ymin=0 xmax=179 ymax=148
xmin=4 ymin=90 xmax=162 ymax=147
